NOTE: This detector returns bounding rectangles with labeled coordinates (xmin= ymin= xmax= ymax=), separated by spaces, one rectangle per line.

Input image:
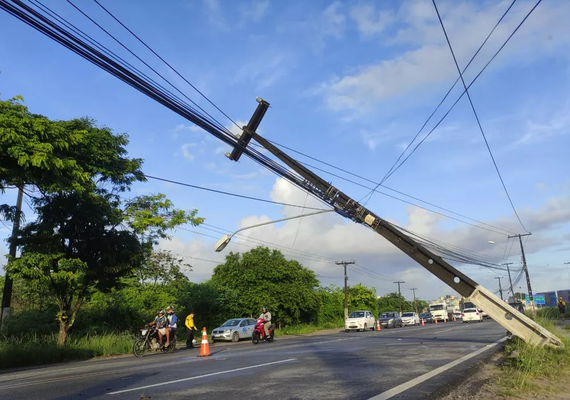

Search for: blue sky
xmin=1 ymin=0 xmax=569 ymax=301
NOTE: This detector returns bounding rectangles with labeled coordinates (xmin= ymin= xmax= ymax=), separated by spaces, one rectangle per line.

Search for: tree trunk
xmin=57 ymin=320 xmax=71 ymax=347
xmin=56 ymin=297 xmax=83 ymax=347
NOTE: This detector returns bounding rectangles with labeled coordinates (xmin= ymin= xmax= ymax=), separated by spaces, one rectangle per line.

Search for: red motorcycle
xmin=252 ymin=318 xmax=274 ymax=344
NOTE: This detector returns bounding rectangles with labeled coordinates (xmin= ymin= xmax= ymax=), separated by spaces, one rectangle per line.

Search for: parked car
xmin=345 ymin=310 xmax=376 ymax=332
xmin=401 ymin=312 xmax=420 ymax=326
xmin=453 ymin=312 xmax=462 ymax=321
xmin=378 ymin=311 xmax=403 ymax=328
xmin=211 ymin=318 xmax=257 ymax=342
xmin=462 ymin=308 xmax=483 ymax=323
xmin=419 ymin=312 xmax=434 ymax=323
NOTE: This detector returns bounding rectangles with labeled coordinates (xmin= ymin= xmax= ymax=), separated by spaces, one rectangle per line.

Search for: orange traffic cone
xmin=376 ymin=320 xmax=381 ymax=331
xmin=435 ymin=318 xmax=438 ymax=324
xmin=421 ymin=319 xmax=425 ymax=326
xmin=199 ymin=327 xmax=210 ymax=357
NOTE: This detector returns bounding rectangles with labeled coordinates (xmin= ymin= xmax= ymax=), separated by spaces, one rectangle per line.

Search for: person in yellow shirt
xmin=558 ymin=298 xmax=566 ymax=321
xmin=185 ymin=311 xmax=197 ymax=349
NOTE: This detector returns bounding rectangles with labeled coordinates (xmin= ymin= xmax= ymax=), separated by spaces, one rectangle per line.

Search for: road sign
xmin=526 ymin=294 xmax=546 ymax=305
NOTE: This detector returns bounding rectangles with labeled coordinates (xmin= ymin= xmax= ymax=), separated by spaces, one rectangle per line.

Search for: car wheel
xmin=232 ymin=332 xmax=239 ymax=342
xmin=363 ymin=324 xmax=367 ymax=331
xmin=345 ymin=329 xmax=350 ymax=333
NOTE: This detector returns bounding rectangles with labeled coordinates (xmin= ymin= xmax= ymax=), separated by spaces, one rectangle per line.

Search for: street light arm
xmin=214 ymin=209 xmax=334 ymax=252
xmin=229 ymin=209 xmax=333 ymax=239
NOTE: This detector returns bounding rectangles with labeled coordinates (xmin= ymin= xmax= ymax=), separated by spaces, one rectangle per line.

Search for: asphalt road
xmin=0 ymin=320 xmax=506 ymax=400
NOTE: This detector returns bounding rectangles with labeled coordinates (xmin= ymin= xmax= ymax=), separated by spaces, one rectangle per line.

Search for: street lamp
xmin=214 ymin=209 xmax=334 ymax=252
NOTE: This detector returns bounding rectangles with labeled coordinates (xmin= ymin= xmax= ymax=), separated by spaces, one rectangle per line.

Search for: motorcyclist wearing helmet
xmin=148 ymin=310 xmax=167 ymax=346
xmin=259 ymin=306 xmax=272 ymax=338
xmin=165 ymin=305 xmax=178 ymax=348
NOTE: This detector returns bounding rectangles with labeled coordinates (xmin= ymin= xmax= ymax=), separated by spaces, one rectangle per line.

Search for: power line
xmin=79 ymin=0 xmax=517 ymax=237
xmin=143 ymin=174 xmax=330 ymax=211
xmin=33 ymin=0 xmax=517 ymax=237
xmin=296 ymin=158 xmax=513 ymax=235
xmin=379 ymin=0 xmax=543 ymax=184
xmin=432 ymin=0 xmax=528 ymax=233
xmin=376 ymin=0 xmax=518 ymax=189
xmin=91 ymin=0 xmax=242 ymax=133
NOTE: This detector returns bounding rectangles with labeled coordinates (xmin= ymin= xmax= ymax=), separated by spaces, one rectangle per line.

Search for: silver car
xmin=211 ymin=318 xmax=257 ymax=342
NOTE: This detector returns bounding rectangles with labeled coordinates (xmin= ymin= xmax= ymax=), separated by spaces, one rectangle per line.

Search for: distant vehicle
xmin=462 ymin=300 xmax=488 ymax=319
xmin=211 ymin=318 xmax=257 ymax=342
xmin=401 ymin=312 xmax=420 ymax=326
xmin=429 ymin=303 xmax=449 ymax=323
xmin=378 ymin=311 xmax=403 ymax=329
xmin=453 ymin=312 xmax=462 ymax=321
xmin=419 ymin=312 xmax=434 ymax=323
xmin=345 ymin=310 xmax=376 ymax=332
xmin=462 ymin=308 xmax=483 ymax=323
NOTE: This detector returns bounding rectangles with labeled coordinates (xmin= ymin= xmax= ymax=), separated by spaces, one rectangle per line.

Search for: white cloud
xmin=321 ymin=1 xmax=570 ymax=112
xmin=350 ymin=4 xmax=395 ymax=37
xmin=233 ymin=52 xmax=293 ymax=90
xmin=321 ymin=2 xmax=346 ymax=40
xmin=163 ymin=177 xmax=570 ymax=300
xmin=203 ymin=0 xmax=227 ymax=30
xmin=181 ymin=143 xmax=197 ymax=161
xmin=241 ymin=0 xmax=269 ymax=22
xmin=514 ymin=105 xmax=570 ymax=146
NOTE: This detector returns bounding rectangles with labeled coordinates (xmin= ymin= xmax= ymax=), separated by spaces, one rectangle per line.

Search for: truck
xmin=429 ymin=303 xmax=449 ymax=323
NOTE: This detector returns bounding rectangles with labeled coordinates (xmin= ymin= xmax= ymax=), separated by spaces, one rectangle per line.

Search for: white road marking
xmin=368 ymin=337 xmax=506 ymax=400
xmin=433 ymin=328 xmax=454 ymax=334
xmin=107 ymin=358 xmax=296 ymax=395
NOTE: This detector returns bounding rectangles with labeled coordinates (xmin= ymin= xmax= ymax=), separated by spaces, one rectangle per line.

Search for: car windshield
xmin=380 ymin=313 xmax=396 ymax=318
xmin=430 ymin=305 xmax=444 ymax=311
xmin=463 ymin=309 xmax=477 ymax=313
xmin=420 ymin=313 xmax=430 ymax=318
xmin=349 ymin=312 xmax=365 ymax=318
xmin=402 ymin=313 xmax=414 ymax=317
xmin=221 ymin=319 xmax=241 ymax=327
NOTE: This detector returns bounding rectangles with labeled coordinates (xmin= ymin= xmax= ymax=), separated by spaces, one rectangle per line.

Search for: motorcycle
xmin=133 ymin=325 xmax=177 ymax=357
xmin=252 ymin=318 xmax=275 ymax=344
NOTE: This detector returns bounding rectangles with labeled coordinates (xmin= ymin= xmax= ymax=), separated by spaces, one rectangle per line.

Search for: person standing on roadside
xmin=185 ymin=311 xmax=197 ymax=349
xmin=558 ymin=297 xmax=566 ymax=321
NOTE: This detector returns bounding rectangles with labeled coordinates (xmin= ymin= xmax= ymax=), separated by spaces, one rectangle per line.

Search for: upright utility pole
xmin=502 ymin=262 xmax=514 ymax=299
xmin=509 ymin=233 xmax=533 ymax=312
xmin=495 ymin=277 xmax=504 ymax=300
xmin=411 ymin=288 xmax=418 ymax=314
xmin=394 ymin=281 xmax=405 ymax=314
xmin=1 ymin=187 xmax=24 ymax=326
xmin=336 ymin=261 xmax=355 ymax=321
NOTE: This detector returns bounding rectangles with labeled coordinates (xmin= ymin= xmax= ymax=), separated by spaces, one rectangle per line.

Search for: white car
xmin=211 ymin=318 xmax=257 ymax=342
xmin=345 ymin=310 xmax=376 ymax=332
xmin=401 ymin=312 xmax=420 ymax=326
xmin=462 ymin=308 xmax=483 ymax=323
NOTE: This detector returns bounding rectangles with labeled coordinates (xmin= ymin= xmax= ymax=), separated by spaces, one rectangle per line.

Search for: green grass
xmin=0 ymin=332 xmax=133 ymax=370
xmin=497 ymin=317 xmax=570 ymax=397
xmin=274 ymin=321 xmax=344 ymax=336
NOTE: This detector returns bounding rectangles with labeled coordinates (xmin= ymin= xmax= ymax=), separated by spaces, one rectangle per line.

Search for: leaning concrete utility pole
xmin=336 ymin=261 xmax=355 ymax=321
xmin=225 ymin=98 xmax=562 ymax=347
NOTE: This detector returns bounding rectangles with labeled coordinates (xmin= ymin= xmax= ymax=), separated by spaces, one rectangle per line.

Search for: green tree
xmin=5 ymin=116 xmax=203 ymax=345
xmin=348 ymin=284 xmax=378 ymax=315
xmin=378 ymin=292 xmax=412 ymax=314
xmin=211 ymin=247 xmax=320 ymax=326
xmin=0 ymin=96 xmax=143 ymax=198
xmin=315 ymin=285 xmax=343 ymax=324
